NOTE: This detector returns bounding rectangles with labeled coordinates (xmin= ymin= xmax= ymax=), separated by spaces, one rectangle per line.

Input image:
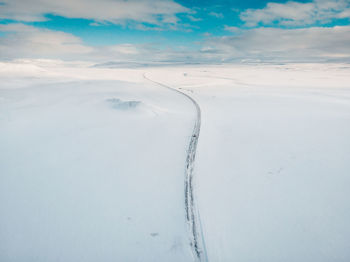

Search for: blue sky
xmin=0 ymin=0 xmax=350 ymax=62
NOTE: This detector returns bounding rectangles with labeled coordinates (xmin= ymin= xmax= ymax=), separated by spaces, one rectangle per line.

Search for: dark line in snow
xmin=143 ymin=73 xmax=208 ymax=262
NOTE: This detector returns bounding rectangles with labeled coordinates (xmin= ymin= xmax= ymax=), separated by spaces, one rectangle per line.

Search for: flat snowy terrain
xmin=1 ymin=61 xmax=350 ymax=262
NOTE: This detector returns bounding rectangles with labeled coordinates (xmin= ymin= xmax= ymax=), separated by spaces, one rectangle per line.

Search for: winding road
xmin=143 ymin=73 xmax=208 ymax=262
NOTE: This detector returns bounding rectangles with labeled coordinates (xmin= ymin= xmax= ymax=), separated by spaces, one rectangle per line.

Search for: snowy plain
xmin=1 ymin=60 xmax=350 ymax=262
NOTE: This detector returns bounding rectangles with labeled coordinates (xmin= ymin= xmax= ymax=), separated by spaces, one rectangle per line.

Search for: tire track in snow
xmin=143 ymin=73 xmax=208 ymax=262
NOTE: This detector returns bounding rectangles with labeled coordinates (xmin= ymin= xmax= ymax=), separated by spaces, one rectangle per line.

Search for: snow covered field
xmin=1 ymin=61 xmax=350 ymax=262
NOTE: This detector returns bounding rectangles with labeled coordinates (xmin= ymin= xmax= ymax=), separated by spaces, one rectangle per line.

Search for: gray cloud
xmin=240 ymin=0 xmax=350 ymax=27
xmin=0 ymin=0 xmax=188 ymax=28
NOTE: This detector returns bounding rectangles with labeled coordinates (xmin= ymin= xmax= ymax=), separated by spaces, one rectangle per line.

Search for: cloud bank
xmin=1 ymin=23 xmax=350 ymax=63
xmin=0 ymin=24 xmax=93 ymax=60
xmin=202 ymin=26 xmax=350 ymax=62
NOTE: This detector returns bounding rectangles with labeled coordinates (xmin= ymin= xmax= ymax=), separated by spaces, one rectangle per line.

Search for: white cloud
xmin=338 ymin=8 xmax=350 ymax=18
xmin=209 ymin=12 xmax=224 ymax=19
xmin=107 ymin=44 xmax=140 ymax=55
xmin=187 ymin=15 xmax=202 ymax=22
xmin=0 ymin=0 xmax=189 ymax=28
xmin=0 ymin=24 xmax=188 ymax=62
xmin=202 ymin=26 xmax=350 ymax=62
xmin=240 ymin=0 xmax=350 ymax=27
xmin=0 ymin=24 xmax=93 ymax=60
xmin=223 ymin=25 xmax=242 ymax=33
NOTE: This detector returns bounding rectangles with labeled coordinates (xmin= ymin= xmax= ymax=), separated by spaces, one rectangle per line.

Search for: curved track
xmin=143 ymin=73 xmax=208 ymax=262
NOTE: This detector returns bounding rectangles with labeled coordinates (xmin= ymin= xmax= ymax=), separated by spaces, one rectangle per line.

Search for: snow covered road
xmin=143 ymin=73 xmax=207 ymax=262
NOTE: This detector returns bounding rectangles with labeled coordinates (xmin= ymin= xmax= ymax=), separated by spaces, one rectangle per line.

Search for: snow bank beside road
xmin=0 ymin=63 xmax=195 ymax=262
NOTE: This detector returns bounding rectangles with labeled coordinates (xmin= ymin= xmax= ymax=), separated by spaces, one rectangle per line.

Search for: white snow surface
xmin=1 ymin=61 xmax=350 ymax=262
